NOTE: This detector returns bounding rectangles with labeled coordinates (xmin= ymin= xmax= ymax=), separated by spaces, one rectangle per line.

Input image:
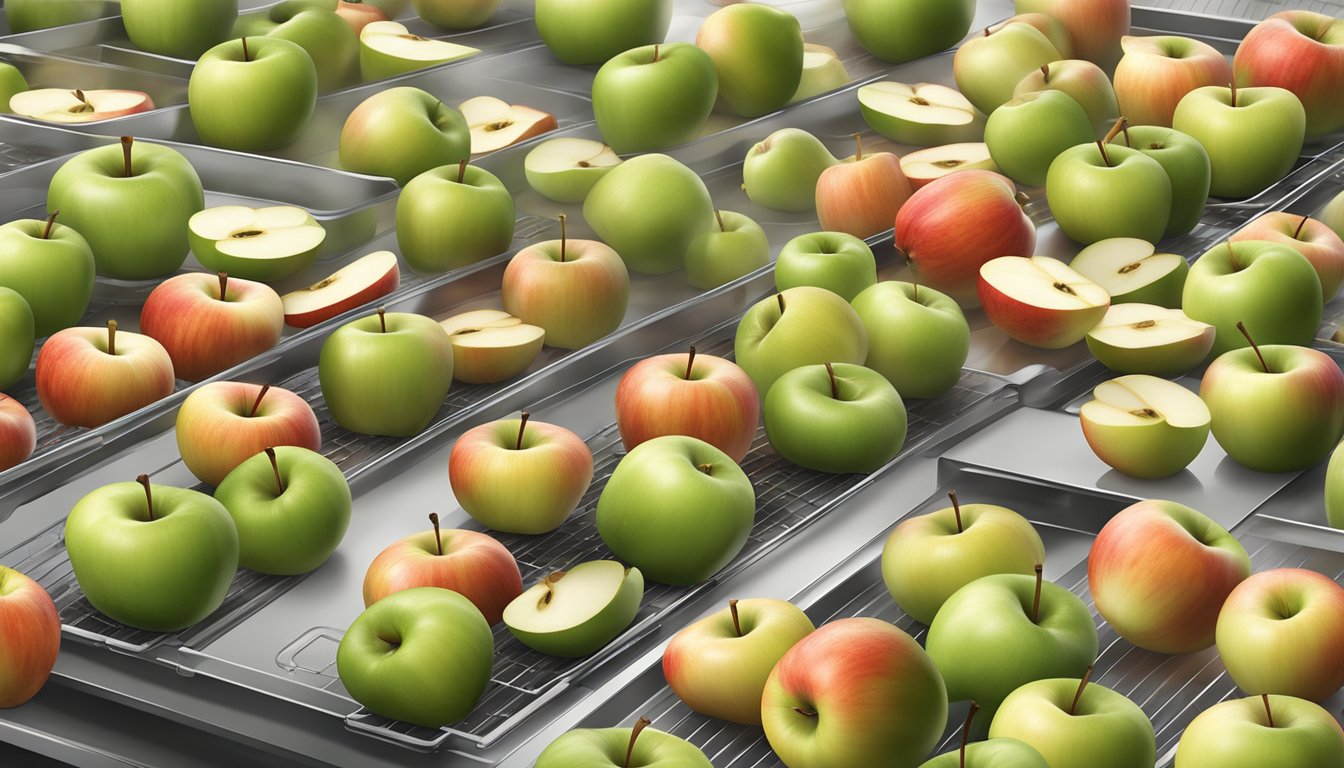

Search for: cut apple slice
xmin=524 ymin=138 xmax=622 ymax=203
xmin=359 ymin=20 xmax=479 ymax=80
xmin=979 ymin=255 xmax=1111 ymax=348
xmin=1069 ymin=237 xmax=1189 ymax=308
xmin=858 ymin=81 xmax=984 ymax=146
xmin=791 ymin=43 xmax=851 ymax=103
xmin=11 ymin=88 xmax=155 ymax=123
xmin=1080 ymin=374 xmax=1210 ymax=478
xmin=189 ymin=205 xmax=328 ymax=283
xmin=900 ymin=142 xmax=999 ymax=188
xmin=1084 ymin=375 xmax=1210 ymax=429
xmin=438 ymin=308 xmax=545 ymax=383
xmin=461 ymin=95 xmax=558 ymax=155
xmin=502 ymin=560 xmax=644 ymax=658
xmin=281 ymin=250 xmax=400 ymax=328
xmin=1086 ymin=303 xmax=1215 ymax=376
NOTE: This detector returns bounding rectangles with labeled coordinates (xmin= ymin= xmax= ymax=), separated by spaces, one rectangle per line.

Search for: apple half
xmin=281 ymin=250 xmax=400 ymax=328
xmin=189 ymin=205 xmax=327 ymax=283
xmin=978 ymin=256 xmax=1110 ymax=348
xmin=359 ymin=20 xmax=479 ymax=81
xmin=11 ymin=88 xmax=155 ymax=123
xmin=524 ymin=138 xmax=622 ymax=203
xmin=1069 ymin=238 xmax=1189 ymax=308
xmin=791 ymin=43 xmax=851 ymax=103
xmin=1080 ymin=374 xmax=1210 ymax=478
xmin=503 ymin=560 xmax=644 ymax=658
xmin=858 ymin=81 xmax=984 ymax=146
xmin=1085 ymin=303 xmax=1214 ymax=376
xmin=900 ymin=142 xmax=998 ymax=188
xmin=439 ymin=309 xmax=545 ymax=384
xmin=461 ymin=96 xmax=558 ymax=155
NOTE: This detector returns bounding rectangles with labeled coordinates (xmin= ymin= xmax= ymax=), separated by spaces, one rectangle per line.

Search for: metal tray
xmin=0 ymin=40 xmax=187 ymax=117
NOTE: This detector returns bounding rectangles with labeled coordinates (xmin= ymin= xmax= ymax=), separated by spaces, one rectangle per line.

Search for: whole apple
xmin=1182 ymin=241 xmax=1322 ymax=357
xmin=1014 ymin=0 xmax=1130 ymax=69
xmin=852 ymin=281 xmax=969 ymax=399
xmin=176 ymin=381 xmax=321 ymax=488
xmin=0 ymin=287 xmax=33 ymax=391
xmin=1235 ymin=11 xmax=1344 ymax=138
xmin=139 ymin=272 xmax=284 ymax=383
xmin=396 ymin=161 xmax=514 ymax=274
xmin=266 ymin=6 xmax=359 ymax=91
xmin=684 ymin=209 xmax=769 ymax=290
xmin=536 ymin=718 xmax=712 ymax=768
xmin=615 ymin=347 xmax=758 ymax=463
xmin=189 ymin=37 xmax=317 ymax=152
xmin=582 ymin=153 xmax=714 ymax=275
xmin=1107 ymin=124 xmax=1211 ymax=238
xmin=0 ymin=566 xmax=60 ymax=708
xmin=36 ymin=321 xmax=176 ymax=429
xmin=1172 ymin=84 xmax=1305 ymax=199
xmin=1231 ymin=212 xmax=1344 ymax=302
xmin=763 ymin=362 xmax=907 ymax=474
xmin=741 ymin=128 xmax=837 ymax=213
xmin=122 ymin=0 xmax=237 ymax=59
xmin=733 ymin=287 xmax=869 ymax=397
xmin=815 ymin=135 xmax=914 ymax=239
xmin=985 ymin=89 xmax=1095 ymax=188
xmin=1045 ymin=140 xmax=1172 ymax=245
xmin=1174 ymin=695 xmax=1344 ymax=768
xmin=0 ymin=212 xmax=95 ymax=338
xmin=774 ymin=231 xmax=877 ymax=302
xmin=989 ymin=673 xmax=1156 ymax=768
xmin=591 ymin=43 xmax=717 ymax=154
xmin=696 ymin=4 xmax=803 ymax=118
xmin=535 ymin=0 xmax=671 ymax=66
xmin=841 ymin=0 xmax=975 ymax=63
xmin=953 ymin=22 xmax=1063 ymax=116
xmin=339 ymin=87 xmax=471 ymax=186
xmin=1113 ymin=35 xmax=1233 ymax=128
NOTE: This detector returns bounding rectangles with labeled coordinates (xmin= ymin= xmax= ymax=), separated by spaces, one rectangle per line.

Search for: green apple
xmin=0 ymin=288 xmax=34 ymax=391
xmin=920 ymin=738 xmax=1048 ymax=768
xmin=1013 ymin=59 xmax=1119 ymax=138
xmin=535 ymin=0 xmax=671 ymax=66
xmin=986 ymin=90 xmax=1094 ymax=188
xmin=411 ymin=0 xmax=497 ymax=30
xmin=791 ymin=43 xmax=851 ymax=102
xmin=1322 ymin=189 xmax=1344 ymax=241
xmin=64 ymin=476 xmax=239 ymax=632
xmin=841 ymin=0 xmax=976 ymax=63
xmin=339 ymin=87 xmax=471 ymax=186
xmin=953 ymin=22 xmax=1063 ymax=115
xmin=597 ymin=435 xmax=755 ymax=585
xmin=1172 ymin=85 xmax=1306 ymax=199
xmin=582 ymin=153 xmax=714 ymax=275
xmin=852 ymin=281 xmax=969 ymax=399
xmin=317 ymin=309 xmax=454 ymax=436
xmin=685 ymin=210 xmax=769 ymax=290
xmin=358 ymin=20 xmax=479 ymax=81
xmin=734 ymin=286 xmax=868 ymax=396
xmin=1068 ymin=238 xmax=1188 ymax=307
xmin=1079 ymin=375 xmax=1211 ymax=477
xmin=523 ymin=138 xmax=621 ymax=204
xmin=883 ymin=492 xmax=1045 ymax=626
xmin=396 ymin=162 xmax=514 ymax=275
xmin=1045 ymin=142 xmax=1172 ymax=245
xmin=592 ymin=43 xmax=717 ymax=154
xmin=187 ymin=205 xmax=326 ymax=282
xmin=858 ymin=81 xmax=985 ymax=146
xmin=0 ymin=213 xmax=94 ymax=337
xmin=989 ymin=675 xmax=1156 ymax=768
xmin=764 ymin=362 xmax=906 ymax=474
xmin=1182 ymin=240 xmax=1321 ymax=357
xmin=536 ymin=719 xmax=711 ymax=768
xmin=695 ymin=4 xmax=803 ymax=118
xmin=1084 ymin=304 xmax=1214 ymax=376
xmin=774 ymin=231 xmax=877 ymax=301
xmin=47 ymin=137 xmax=205 ymax=280
xmin=741 ymin=128 xmax=837 ymax=213
xmin=266 ymin=7 xmax=358 ymax=91
xmin=1108 ymin=125 xmax=1210 ymax=237
xmin=1176 ymin=695 xmax=1344 ymax=768
xmin=122 ymin=0 xmax=237 ymax=59
xmin=189 ymin=37 xmax=316 ymax=152
xmin=6 ymin=0 xmax=116 ymax=33
xmin=1013 ymin=0 xmax=1129 ymax=69
xmin=1328 ymin=441 xmax=1344 ymax=529
xmin=336 ymin=587 xmax=492 ymax=727
xmin=214 ymin=447 xmax=351 ymax=576
xmin=502 ymin=560 xmax=644 ymax=657
xmin=0 ymin=63 xmax=28 ymax=112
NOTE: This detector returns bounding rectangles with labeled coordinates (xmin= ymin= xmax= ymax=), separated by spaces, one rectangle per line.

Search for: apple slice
xmin=1069 ymin=238 xmax=1189 ymax=308
xmin=979 ymin=255 xmax=1110 ymax=348
xmin=460 ymin=96 xmax=558 ymax=155
xmin=188 ymin=205 xmax=327 ymax=283
xmin=359 ymin=20 xmax=480 ymax=80
xmin=438 ymin=308 xmax=546 ymax=383
xmin=1086 ymin=303 xmax=1214 ymax=376
xmin=524 ymin=138 xmax=622 ymax=203
xmin=11 ymin=88 xmax=155 ymax=123
xmin=899 ymin=142 xmax=998 ymax=188
xmin=791 ymin=43 xmax=851 ymax=103
xmin=858 ymin=81 xmax=984 ymax=146
xmin=1080 ymin=374 xmax=1210 ymax=478
xmin=503 ymin=560 xmax=644 ymax=658
xmin=281 ymin=250 xmax=400 ymax=328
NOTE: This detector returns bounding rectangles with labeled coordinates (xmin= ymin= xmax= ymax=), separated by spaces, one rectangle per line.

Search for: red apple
xmin=1231 ymin=212 xmax=1344 ymax=301
xmin=36 ymin=320 xmax=175 ymax=428
xmin=336 ymin=0 xmax=388 ymax=35
xmin=978 ymin=255 xmax=1110 ymax=348
xmin=176 ymin=381 xmax=322 ymax=487
xmin=816 ymin=135 xmax=914 ymax=240
xmin=140 ymin=272 xmax=284 ymax=382
xmin=615 ymin=347 xmax=758 ymax=463
xmin=0 ymin=393 xmax=36 ymax=472
xmin=0 ymin=566 xmax=60 ymax=708
xmin=1113 ymin=35 xmax=1233 ymax=128
xmin=1234 ymin=11 xmax=1344 ymax=138
xmin=362 ymin=513 xmax=523 ymax=625
xmin=280 ymin=250 xmax=400 ymax=329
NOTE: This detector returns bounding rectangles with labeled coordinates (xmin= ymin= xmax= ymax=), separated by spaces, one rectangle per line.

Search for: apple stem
xmin=1119 ymin=118 xmax=1132 ymax=148
xmin=249 ymin=384 xmax=271 ymax=417
xmin=429 ymin=512 xmax=442 ymax=556
xmin=516 ymin=411 xmax=529 ymax=451
xmin=728 ymin=598 xmax=742 ymax=637
xmin=1294 ymin=215 xmax=1309 ymax=239
xmin=960 ymin=701 xmax=980 ymax=768
xmin=714 ymin=208 xmax=725 ymax=232
xmin=949 ymin=489 xmax=963 ymax=533
xmin=120 ymin=136 xmax=134 ymax=178
xmin=1236 ymin=321 xmax=1270 ymax=373
xmin=559 ymin=212 xmax=567 ymax=263
xmin=652 ymin=44 xmax=660 ymax=62
xmin=377 ymin=306 xmax=387 ymax=333
xmin=776 ymin=293 xmax=786 ymax=314
xmin=824 ymin=362 xmax=839 ymax=400
xmin=42 ymin=210 xmax=58 ymax=240
xmin=106 ymin=319 xmax=117 ymax=356
xmin=1015 ymin=191 xmax=1031 ymax=208
xmin=242 ymin=37 xmax=251 ymax=62
xmin=1262 ymin=694 xmax=1274 ymax=728
xmin=852 ymin=132 xmax=863 ymax=162
xmin=1095 ymin=140 xmax=1112 ymax=168
xmin=908 ymin=258 xmax=921 ymax=302
xmin=1229 ymin=80 xmax=1237 ymax=108
xmin=624 ymin=717 xmax=652 ymax=768
xmin=217 ymin=271 xmax=229 ymax=301
xmin=1069 ymin=666 xmax=1094 ymax=716
xmin=1031 ymin=563 xmax=1044 ymax=623
xmin=983 ymin=26 xmax=991 ymax=36
xmin=685 ymin=346 xmax=697 ymax=379
xmin=137 ymin=473 xmax=154 ymax=521
xmin=1103 ymin=117 xmax=1128 ymax=148
xmin=265 ymin=447 xmax=284 ymax=495
xmin=1039 ymin=64 xmax=1050 ymax=84
xmin=457 ymin=159 xmax=467 ymax=184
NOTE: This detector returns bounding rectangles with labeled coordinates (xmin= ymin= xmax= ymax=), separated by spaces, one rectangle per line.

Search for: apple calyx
xmin=429 ymin=512 xmax=443 ymax=556
xmin=137 ymin=473 xmax=154 ymax=521
xmin=824 ymin=362 xmax=839 ymax=400
xmin=1294 ymin=215 xmax=1310 ymax=240
xmin=1068 ymin=666 xmax=1094 ymax=716
xmin=949 ymin=489 xmax=963 ymax=533
xmin=539 ymin=570 xmax=567 ymax=608
xmin=106 ymin=319 xmax=118 ymax=356
xmin=625 ymin=717 xmax=652 ymax=768
xmin=69 ymin=90 xmax=94 ymax=115
xmin=42 ymin=210 xmax=59 ymax=240
xmin=120 ymin=136 xmax=134 ymax=178
xmin=1236 ymin=321 xmax=1270 ymax=373
xmin=960 ymin=701 xmax=981 ymax=768
xmin=249 ymin=384 xmax=271 ymax=417
xmin=1262 ymin=694 xmax=1274 ymax=728
xmin=685 ymin=346 xmax=697 ymax=380
xmin=558 ymin=213 xmax=567 ymax=263
xmin=728 ymin=598 xmax=743 ymax=637
xmin=1031 ymin=563 xmax=1044 ymax=623
xmin=515 ymin=411 xmax=530 ymax=451
xmin=241 ymin=37 xmax=251 ymax=63
xmin=264 ymin=447 xmax=285 ymax=495
xmin=376 ymin=306 xmax=387 ymax=333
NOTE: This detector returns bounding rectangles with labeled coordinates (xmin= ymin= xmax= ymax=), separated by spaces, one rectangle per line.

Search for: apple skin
xmin=1327 ymin=441 xmax=1344 ymax=530
xmin=1234 ymin=11 xmax=1344 ymax=139
xmin=919 ymin=739 xmax=1048 ymax=768
xmin=1200 ymin=343 xmax=1344 ymax=473
xmin=0 ymin=287 xmax=33 ymax=391
xmin=741 ymin=128 xmax=837 ymax=213
xmin=139 ymin=273 xmax=284 ymax=384
xmin=176 ymin=381 xmax=321 ymax=488
xmin=616 ymin=351 xmax=758 ymax=463
xmin=763 ymin=362 xmax=907 ymax=474
xmin=591 ymin=43 xmax=717 ymax=154
xmin=1107 ymin=125 xmax=1210 ymax=238
xmin=536 ymin=724 xmax=712 ymax=768
xmin=1113 ymin=35 xmax=1233 ymax=128
xmin=1182 ymin=240 xmax=1322 ymax=358
xmin=36 ymin=325 xmax=176 ymax=429
xmin=362 ymin=526 xmax=521 ymax=624
xmin=448 ymin=416 xmax=594 ymax=535
xmin=985 ymin=89 xmax=1095 ymax=188
xmin=762 ymin=617 xmax=947 ymax=768
xmin=815 ymin=150 xmax=915 ymax=240
xmin=1088 ymin=500 xmax=1250 ymax=654
xmin=696 ymin=4 xmax=803 ymax=118
xmin=684 ymin=210 xmax=769 ymax=290
xmin=1172 ymin=85 xmax=1306 ymax=200
xmin=583 ymin=153 xmax=714 ymax=275
xmin=988 ymin=677 xmax=1156 ymax=768
xmin=535 ymin=0 xmax=670 ymax=66
xmin=411 ymin=0 xmax=497 ymax=29
xmin=852 ymin=281 xmax=969 ymax=400
xmin=336 ymin=587 xmax=492 ymax=728
xmin=1014 ymin=0 xmax=1130 ymax=70
xmin=841 ymin=0 xmax=975 ymax=63
xmin=396 ymin=164 xmax=514 ymax=274
xmin=1046 ymin=142 xmax=1172 ymax=245
xmin=0 ymin=394 xmax=37 ymax=472
xmin=189 ymin=37 xmax=316 ymax=152
xmin=501 ymin=237 xmax=630 ymax=350
xmin=1232 ymin=212 xmax=1344 ymax=301
xmin=1083 ymin=306 xmax=1214 ymax=377
xmin=1174 ymin=695 xmax=1344 ymax=768
xmin=775 ymin=231 xmax=877 ymax=302
xmin=662 ymin=598 xmax=815 ymax=725
xmin=339 ymin=87 xmax=471 ymax=187
xmin=1215 ymin=568 xmax=1344 ymax=701
xmin=0 ymin=217 xmax=95 ymax=338
xmin=953 ymin=22 xmax=1063 ymax=116
xmin=121 ymin=0 xmax=238 ymax=60
xmin=0 ymin=566 xmax=60 ymax=709
xmin=977 ymin=256 xmax=1111 ymax=349
xmin=734 ymin=286 xmax=869 ymax=397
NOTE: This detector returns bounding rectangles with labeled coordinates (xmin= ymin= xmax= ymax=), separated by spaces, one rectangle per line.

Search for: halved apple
xmin=188 ymin=206 xmax=327 ymax=282
xmin=523 ymin=138 xmax=621 ymax=203
xmin=1079 ymin=374 xmax=1210 ymax=478
xmin=461 ymin=96 xmax=558 ymax=155
xmin=899 ymin=142 xmax=998 ymax=188
xmin=978 ymin=255 xmax=1111 ymax=348
xmin=281 ymin=250 xmax=400 ymax=328
xmin=1069 ymin=238 xmax=1188 ymax=308
xmin=857 ymin=81 xmax=984 ymax=146
xmin=1085 ymin=303 xmax=1214 ymax=376
xmin=502 ymin=560 xmax=644 ymax=658
xmin=791 ymin=43 xmax=851 ymax=103
xmin=438 ymin=308 xmax=545 ymax=383
xmin=359 ymin=20 xmax=479 ymax=81
xmin=11 ymin=88 xmax=155 ymax=123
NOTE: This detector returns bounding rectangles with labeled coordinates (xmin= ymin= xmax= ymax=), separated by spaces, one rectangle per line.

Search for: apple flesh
xmin=10 ymin=89 xmax=155 ymax=123
xmin=978 ymin=256 xmax=1110 ymax=348
xmin=438 ymin=309 xmax=544 ymax=384
xmin=858 ymin=81 xmax=985 ymax=146
xmin=358 ymin=20 xmax=478 ymax=80
xmin=188 ymin=205 xmax=326 ymax=283
xmin=461 ymin=96 xmax=557 ymax=155
xmin=1080 ymin=375 xmax=1211 ymax=478
xmin=1068 ymin=238 xmax=1187 ymax=308
xmin=900 ymin=143 xmax=998 ymax=188
xmin=502 ymin=561 xmax=644 ymax=657
xmin=1084 ymin=303 xmax=1214 ymax=376
xmin=523 ymin=138 xmax=621 ymax=204
xmin=280 ymin=250 xmax=400 ymax=329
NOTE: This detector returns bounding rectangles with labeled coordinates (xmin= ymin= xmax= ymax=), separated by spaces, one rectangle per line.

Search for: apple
xmin=815 ymin=134 xmax=914 ymax=240
xmin=524 ymin=138 xmax=621 ymax=204
xmin=536 ymin=718 xmax=711 ymax=768
xmin=10 ymin=89 xmax=155 ymax=123
xmin=895 ymin=169 xmax=1035 ymax=307
xmin=460 ymin=96 xmax=557 ymax=155
xmin=900 ymin=143 xmax=999 ymax=188
xmin=882 ymin=491 xmax=1045 ymax=625
xmin=535 ymin=0 xmax=671 ymax=66
xmin=1328 ymin=441 xmax=1344 ymax=529
xmin=1113 ymin=35 xmax=1233 ymax=128
xmin=696 ymin=4 xmax=802 ymax=118
xmin=449 ymin=412 xmax=594 ymax=534
xmin=663 ymin=598 xmax=814 ymax=725
xmin=762 ymin=617 xmax=947 ymax=768
xmin=1014 ymin=0 xmax=1130 ymax=69
xmin=0 ymin=394 xmax=36 ymax=472
xmin=281 ymin=250 xmax=400 ymax=328
xmin=188 ymin=206 xmax=326 ymax=283
xmin=775 ymin=231 xmax=877 ymax=302
xmin=0 ymin=566 xmax=60 ymax=708
xmin=1182 ymin=241 xmax=1322 ymax=358
xmin=37 ymin=321 xmax=175 ymax=428
xmin=1232 ymin=212 xmax=1344 ymax=301
xmin=1234 ymin=11 xmax=1344 ymax=138
xmin=1069 ymin=238 xmax=1185 ymax=308
xmin=0 ymin=287 xmax=33 ymax=392
xmin=1174 ymin=695 xmax=1344 ymax=768
xmin=1084 ymin=304 xmax=1214 ymax=376
xmin=988 ymin=672 xmax=1156 ymax=768
xmin=396 ymin=161 xmax=514 ymax=274
xmin=358 ymin=20 xmax=478 ymax=80
xmin=411 ymin=0 xmax=497 ymax=30
xmin=189 ymin=37 xmax=316 ymax=152
xmin=1200 ymin=324 xmax=1344 ymax=473
xmin=1101 ymin=124 xmax=1209 ymax=238
xmin=840 ymin=0 xmax=975 ymax=63
xmin=741 ymin=127 xmax=837 ymax=213
xmin=65 ymin=475 xmax=239 ymax=631
xmin=685 ymin=209 xmax=769 ymax=290
xmin=333 ymin=0 xmax=386 ymax=35
xmin=953 ymin=22 xmax=1063 ymax=116
xmin=176 ymin=381 xmax=321 ymax=487
xmin=317 ymin=309 xmax=454 ymax=436
xmin=266 ymin=6 xmax=358 ymax=91
xmin=583 ymin=153 xmax=714 ymax=275
xmin=47 ymin=136 xmax=205 ymax=280
xmin=978 ymin=256 xmax=1110 ymax=348
xmin=0 ymin=63 xmax=28 ymax=113
xmin=121 ymin=0 xmax=237 ymax=60
xmin=502 ymin=215 xmax=630 ymax=350
xmin=791 ymin=43 xmax=851 ymax=103
xmin=336 ymin=587 xmax=492 ymax=727
xmin=615 ymin=347 xmax=758 ymax=463
xmin=734 ymin=287 xmax=869 ymax=397
xmin=0 ymin=214 xmax=92 ymax=338
xmin=852 ymin=281 xmax=969 ymax=399
xmin=502 ymin=560 xmax=644 ymax=657
xmin=339 ymin=87 xmax=471 ymax=186
xmin=920 ymin=704 xmax=1048 ymax=768
xmin=592 ymin=43 xmax=717 ymax=154
xmin=1172 ymin=84 xmax=1305 ymax=199
xmin=6 ymin=0 xmax=115 ymax=33
xmin=1216 ymin=568 xmax=1344 ymax=700
xmin=993 ymin=13 xmax=1074 ymax=58
xmin=764 ymin=362 xmax=906 ymax=474
xmin=1046 ymin=139 xmax=1172 ymax=245
xmin=859 ymin=81 xmax=983 ymax=148
xmin=985 ymin=89 xmax=1095 ymax=188
xmin=1013 ymin=60 xmax=1119 ymax=138
xmin=1322 ymin=189 xmax=1344 ymax=240
xmin=438 ymin=310 xmax=544 ymax=384
xmin=140 ymin=272 xmax=283 ymax=383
